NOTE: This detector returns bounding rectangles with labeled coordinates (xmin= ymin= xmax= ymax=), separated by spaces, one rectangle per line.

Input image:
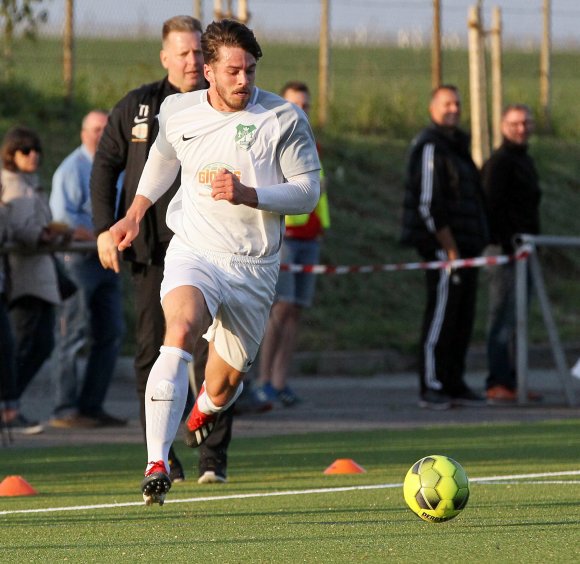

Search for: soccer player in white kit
xmin=104 ymin=19 xmax=320 ymax=505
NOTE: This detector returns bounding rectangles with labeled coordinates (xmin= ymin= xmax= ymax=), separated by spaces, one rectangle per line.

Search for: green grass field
xmin=1 ymin=420 xmax=579 ymax=561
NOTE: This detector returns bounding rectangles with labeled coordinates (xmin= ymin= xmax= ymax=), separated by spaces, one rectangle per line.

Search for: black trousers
xmin=132 ymin=261 xmax=233 ymax=474
xmin=10 ymin=295 xmax=55 ymax=401
xmin=419 ymin=253 xmax=479 ymax=396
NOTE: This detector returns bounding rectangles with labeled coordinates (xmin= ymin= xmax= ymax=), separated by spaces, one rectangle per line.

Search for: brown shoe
xmin=49 ymin=413 xmax=100 ymax=429
xmin=486 ymin=385 xmax=544 ymax=404
xmin=486 ymin=385 xmax=516 ymax=404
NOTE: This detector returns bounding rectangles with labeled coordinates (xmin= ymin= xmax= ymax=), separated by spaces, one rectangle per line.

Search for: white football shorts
xmin=161 ymin=237 xmax=280 ymax=372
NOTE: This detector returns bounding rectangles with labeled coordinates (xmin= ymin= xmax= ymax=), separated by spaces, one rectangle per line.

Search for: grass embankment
xmin=1 ymin=39 xmax=579 ymax=354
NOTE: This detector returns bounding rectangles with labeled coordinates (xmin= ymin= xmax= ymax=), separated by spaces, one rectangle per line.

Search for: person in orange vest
xmin=257 ymin=81 xmax=330 ymax=406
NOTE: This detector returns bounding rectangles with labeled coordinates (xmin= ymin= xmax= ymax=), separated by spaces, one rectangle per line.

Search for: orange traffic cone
xmin=0 ymin=475 xmax=38 ymax=496
xmin=324 ymin=458 xmax=366 ymax=474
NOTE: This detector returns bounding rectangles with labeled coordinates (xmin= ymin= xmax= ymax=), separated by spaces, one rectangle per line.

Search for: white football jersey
xmin=149 ymin=87 xmax=320 ymax=257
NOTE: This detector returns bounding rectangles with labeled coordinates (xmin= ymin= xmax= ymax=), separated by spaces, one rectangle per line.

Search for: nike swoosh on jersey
xmin=182 ymin=134 xmax=197 ymax=141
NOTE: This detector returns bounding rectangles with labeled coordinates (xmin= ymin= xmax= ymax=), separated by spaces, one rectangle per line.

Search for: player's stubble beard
xmin=215 ymin=81 xmax=253 ymax=111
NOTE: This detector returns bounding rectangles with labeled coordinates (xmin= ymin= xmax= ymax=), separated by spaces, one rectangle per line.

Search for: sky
xmin=40 ymin=0 xmax=580 ymax=47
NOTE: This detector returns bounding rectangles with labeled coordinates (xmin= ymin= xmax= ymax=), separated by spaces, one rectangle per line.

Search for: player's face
xmin=501 ymin=109 xmax=533 ymax=145
xmin=429 ymin=88 xmax=461 ymax=128
xmin=161 ymin=30 xmax=204 ymax=93
xmin=205 ymin=46 xmax=257 ymax=112
xmin=283 ymin=89 xmax=311 ymax=116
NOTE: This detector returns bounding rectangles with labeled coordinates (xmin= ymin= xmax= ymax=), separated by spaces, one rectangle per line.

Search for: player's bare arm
xmin=211 ymin=169 xmax=258 ymax=207
xmin=110 ymin=194 xmax=154 ymax=253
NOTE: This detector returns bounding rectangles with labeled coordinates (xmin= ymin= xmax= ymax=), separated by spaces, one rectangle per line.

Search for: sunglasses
xmin=18 ymin=146 xmax=41 ymax=155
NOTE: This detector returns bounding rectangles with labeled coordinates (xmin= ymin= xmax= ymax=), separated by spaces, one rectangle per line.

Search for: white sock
xmin=197 ymin=381 xmax=244 ymax=415
xmin=145 ymin=346 xmax=192 ymax=471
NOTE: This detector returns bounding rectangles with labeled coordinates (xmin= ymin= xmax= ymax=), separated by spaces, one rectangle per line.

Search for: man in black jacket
xmin=401 ymin=85 xmax=488 ymax=410
xmin=91 ymin=15 xmax=232 ymax=483
xmin=483 ymin=104 xmax=542 ymax=404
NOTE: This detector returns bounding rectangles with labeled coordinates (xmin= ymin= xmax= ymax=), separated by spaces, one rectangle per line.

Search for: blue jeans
xmin=276 ymin=237 xmax=321 ymax=307
xmin=486 ymin=261 xmax=532 ymax=390
xmin=52 ymin=253 xmax=124 ymax=417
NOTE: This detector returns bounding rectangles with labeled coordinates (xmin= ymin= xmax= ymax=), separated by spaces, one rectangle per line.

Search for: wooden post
xmin=490 ymin=5 xmax=503 ymax=149
xmin=478 ymin=4 xmax=490 ymax=163
xmin=468 ymin=6 xmax=483 ymax=166
xmin=318 ymin=0 xmax=330 ymax=128
xmin=193 ymin=0 xmax=202 ymax=21
xmin=238 ymin=0 xmax=249 ymax=23
xmin=540 ymin=0 xmax=552 ymax=131
xmin=214 ymin=0 xmax=222 ymax=20
xmin=63 ymin=0 xmax=74 ymax=105
xmin=431 ymin=0 xmax=442 ymax=90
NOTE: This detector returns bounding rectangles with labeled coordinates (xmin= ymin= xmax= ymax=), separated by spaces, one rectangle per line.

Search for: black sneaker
xmin=197 ymin=469 xmax=227 ymax=484
xmin=450 ymin=387 xmax=486 ymax=407
xmin=168 ymin=449 xmax=185 ymax=483
xmin=418 ymin=389 xmax=452 ymax=410
xmin=95 ymin=411 xmax=128 ymax=427
xmin=141 ymin=461 xmax=172 ymax=506
xmin=4 ymin=414 xmax=44 ymax=435
xmin=277 ymin=385 xmax=300 ymax=407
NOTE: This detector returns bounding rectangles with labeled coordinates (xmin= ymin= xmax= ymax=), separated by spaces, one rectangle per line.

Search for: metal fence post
xmin=515 ymin=243 xmax=529 ymax=405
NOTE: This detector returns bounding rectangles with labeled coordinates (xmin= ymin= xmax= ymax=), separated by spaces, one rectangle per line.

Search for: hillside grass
xmin=1 ymin=38 xmax=579 ymax=353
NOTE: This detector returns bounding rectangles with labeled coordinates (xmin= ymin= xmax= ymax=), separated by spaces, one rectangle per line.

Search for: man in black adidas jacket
xmin=401 ymin=84 xmax=489 ymax=410
xmin=91 ymin=15 xmax=232 ymax=484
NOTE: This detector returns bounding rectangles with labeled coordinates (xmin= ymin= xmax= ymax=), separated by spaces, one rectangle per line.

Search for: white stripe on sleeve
xmin=419 ymin=143 xmax=437 ymax=233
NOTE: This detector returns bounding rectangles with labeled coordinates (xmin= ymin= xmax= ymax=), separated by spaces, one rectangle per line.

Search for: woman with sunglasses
xmin=1 ymin=126 xmax=65 ymax=434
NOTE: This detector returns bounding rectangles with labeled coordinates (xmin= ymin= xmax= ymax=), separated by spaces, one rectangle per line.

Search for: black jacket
xmin=482 ymin=140 xmax=541 ymax=253
xmin=401 ymin=123 xmax=489 ymax=258
xmin=91 ymin=77 xmax=180 ymax=265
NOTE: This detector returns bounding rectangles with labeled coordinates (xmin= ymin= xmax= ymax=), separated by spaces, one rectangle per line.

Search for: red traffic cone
xmin=0 ymin=475 xmax=38 ymax=496
xmin=324 ymin=458 xmax=366 ymax=475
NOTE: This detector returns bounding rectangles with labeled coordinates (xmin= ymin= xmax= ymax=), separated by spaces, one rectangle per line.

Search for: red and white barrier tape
xmin=279 ymin=245 xmax=532 ymax=275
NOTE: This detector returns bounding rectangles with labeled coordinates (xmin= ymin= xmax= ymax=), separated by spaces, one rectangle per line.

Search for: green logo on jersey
xmin=235 ymin=124 xmax=257 ymax=150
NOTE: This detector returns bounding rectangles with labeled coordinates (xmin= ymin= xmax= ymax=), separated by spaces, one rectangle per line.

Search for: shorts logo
xmin=198 ymin=162 xmax=241 ymax=186
xmin=234 ymin=124 xmax=257 ymax=150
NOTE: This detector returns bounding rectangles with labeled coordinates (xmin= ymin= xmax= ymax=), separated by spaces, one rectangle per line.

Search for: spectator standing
xmin=0 ymin=198 xmax=17 ymax=435
xmin=91 ymin=15 xmax=233 ymax=484
xmin=401 ymin=85 xmax=488 ymax=410
xmin=0 ymin=126 xmax=63 ymax=434
xmin=101 ymin=19 xmax=320 ymax=505
xmin=49 ymin=110 xmax=125 ymax=428
xmin=257 ymin=81 xmax=330 ymax=406
xmin=483 ymin=104 xmax=542 ymax=404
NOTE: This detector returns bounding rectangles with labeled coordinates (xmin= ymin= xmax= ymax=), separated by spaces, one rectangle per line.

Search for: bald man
xmin=49 ymin=110 xmax=125 ymax=429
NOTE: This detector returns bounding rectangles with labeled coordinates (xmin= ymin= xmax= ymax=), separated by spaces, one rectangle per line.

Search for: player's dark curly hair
xmin=202 ymin=19 xmax=262 ymax=65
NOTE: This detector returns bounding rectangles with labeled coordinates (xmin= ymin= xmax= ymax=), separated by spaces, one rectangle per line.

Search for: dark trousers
xmin=485 ymin=261 xmax=532 ymax=390
xmin=0 ymin=294 xmax=16 ymax=404
xmin=419 ymin=252 xmax=479 ymax=396
xmin=132 ymin=261 xmax=233 ymax=473
xmin=10 ymin=295 xmax=55 ymax=401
